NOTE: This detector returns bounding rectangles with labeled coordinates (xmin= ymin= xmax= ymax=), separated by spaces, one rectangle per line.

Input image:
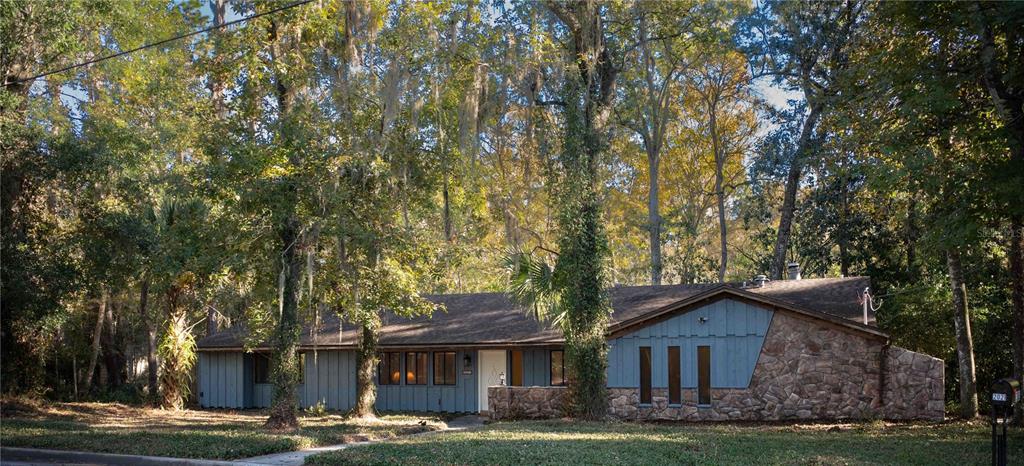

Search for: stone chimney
xmin=787 ymin=262 xmax=801 ymax=280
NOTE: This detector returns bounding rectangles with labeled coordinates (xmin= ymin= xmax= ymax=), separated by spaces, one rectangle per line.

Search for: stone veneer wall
xmin=488 ymin=386 xmax=568 ymax=420
xmin=489 ymin=311 xmax=944 ymax=421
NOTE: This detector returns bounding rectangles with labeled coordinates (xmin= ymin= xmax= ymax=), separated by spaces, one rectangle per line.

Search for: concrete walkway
xmin=0 ymin=415 xmax=486 ymax=466
xmin=239 ymin=415 xmax=486 ymax=466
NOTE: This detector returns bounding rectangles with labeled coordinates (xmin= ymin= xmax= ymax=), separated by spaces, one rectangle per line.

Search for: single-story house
xmin=195 ymin=277 xmax=944 ymax=421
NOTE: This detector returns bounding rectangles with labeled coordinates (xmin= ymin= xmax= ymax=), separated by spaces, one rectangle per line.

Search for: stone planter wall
xmin=488 ymin=386 xmax=568 ymax=420
xmin=883 ymin=346 xmax=945 ymax=420
xmin=489 ymin=312 xmax=944 ymax=422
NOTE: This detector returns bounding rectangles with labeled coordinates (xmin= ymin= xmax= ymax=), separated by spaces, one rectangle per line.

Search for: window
xmin=639 ymin=346 xmax=652 ymax=404
xmin=379 ymin=352 xmax=401 ymax=385
xmin=668 ymin=346 xmax=680 ymax=405
xmin=550 ymin=350 xmax=566 ymax=386
xmin=297 ymin=352 xmax=305 ymax=384
xmin=433 ymin=351 xmax=456 ymax=385
xmin=406 ymin=352 xmax=428 ymax=385
xmin=254 ymin=353 xmax=271 ymax=384
xmin=510 ymin=350 xmax=524 ymax=386
xmin=698 ymin=345 xmax=711 ymax=405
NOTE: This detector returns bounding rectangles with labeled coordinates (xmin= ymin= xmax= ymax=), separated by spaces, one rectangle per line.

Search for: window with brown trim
xmin=550 ymin=350 xmax=565 ymax=386
xmin=254 ymin=353 xmax=270 ymax=384
xmin=698 ymin=345 xmax=711 ymax=405
xmin=510 ymin=350 xmax=524 ymax=386
xmin=378 ymin=352 xmax=401 ymax=385
xmin=668 ymin=346 xmax=680 ymax=405
xmin=406 ymin=352 xmax=428 ymax=385
xmin=639 ymin=346 xmax=652 ymax=404
xmin=433 ymin=351 xmax=456 ymax=385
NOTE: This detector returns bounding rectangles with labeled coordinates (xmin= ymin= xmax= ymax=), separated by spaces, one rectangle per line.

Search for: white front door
xmin=478 ymin=350 xmax=506 ymax=412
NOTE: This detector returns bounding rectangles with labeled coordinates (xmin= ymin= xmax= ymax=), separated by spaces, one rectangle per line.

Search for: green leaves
xmin=503 ymin=248 xmax=563 ymax=325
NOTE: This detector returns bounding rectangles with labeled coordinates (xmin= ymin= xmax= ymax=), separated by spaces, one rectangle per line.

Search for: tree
xmin=540 ymin=0 xmax=619 ymax=419
xmin=740 ymin=0 xmax=865 ymax=280
xmin=688 ymin=50 xmax=758 ymax=282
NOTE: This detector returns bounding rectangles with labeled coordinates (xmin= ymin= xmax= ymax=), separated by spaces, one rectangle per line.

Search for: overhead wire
xmin=3 ymin=0 xmax=314 ymax=88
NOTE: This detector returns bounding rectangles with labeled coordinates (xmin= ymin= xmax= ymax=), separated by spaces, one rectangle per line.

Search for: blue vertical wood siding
xmin=375 ymin=350 xmax=478 ymax=413
xmin=606 ymin=298 xmax=772 ymax=389
xmin=198 ymin=351 xmax=245 ymax=408
xmin=302 ymin=350 xmax=357 ymax=411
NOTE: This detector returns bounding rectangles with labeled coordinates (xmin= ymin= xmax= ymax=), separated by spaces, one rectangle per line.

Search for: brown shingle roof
xmin=197 ymin=276 xmax=874 ymax=349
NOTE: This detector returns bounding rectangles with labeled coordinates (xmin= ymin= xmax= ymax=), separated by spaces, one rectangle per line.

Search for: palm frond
xmin=502 ymin=248 xmax=564 ymax=326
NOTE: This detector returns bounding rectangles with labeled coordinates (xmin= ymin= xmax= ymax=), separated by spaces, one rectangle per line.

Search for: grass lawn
xmin=0 ymin=398 xmax=447 ymax=460
xmin=306 ymin=418 xmax=1024 ymax=466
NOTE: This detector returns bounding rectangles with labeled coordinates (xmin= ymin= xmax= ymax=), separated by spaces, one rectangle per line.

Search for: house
xmin=195 ymin=277 xmax=944 ymax=421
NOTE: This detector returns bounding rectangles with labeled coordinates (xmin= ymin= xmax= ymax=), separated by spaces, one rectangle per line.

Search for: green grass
xmin=305 ymin=419 xmax=1024 ymax=466
xmin=0 ymin=400 xmax=446 ymax=460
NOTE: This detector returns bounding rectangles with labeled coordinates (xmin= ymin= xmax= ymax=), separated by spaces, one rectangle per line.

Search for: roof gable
xmin=607 ymin=285 xmax=887 ymax=340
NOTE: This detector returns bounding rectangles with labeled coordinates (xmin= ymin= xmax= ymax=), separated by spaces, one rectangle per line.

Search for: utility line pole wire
xmin=2 ymin=0 xmax=314 ymax=88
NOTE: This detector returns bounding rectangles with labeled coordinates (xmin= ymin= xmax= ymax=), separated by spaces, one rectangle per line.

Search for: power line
xmin=3 ymin=0 xmax=313 ymax=88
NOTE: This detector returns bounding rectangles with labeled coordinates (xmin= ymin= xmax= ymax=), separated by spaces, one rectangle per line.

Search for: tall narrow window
xmin=297 ymin=352 xmax=305 ymax=384
xmin=254 ymin=353 xmax=270 ymax=384
xmin=550 ymin=350 xmax=565 ymax=386
xmin=378 ymin=352 xmax=401 ymax=385
xmin=668 ymin=346 xmax=681 ymax=405
xmin=698 ymin=345 xmax=711 ymax=405
xmin=639 ymin=346 xmax=652 ymax=404
xmin=406 ymin=352 xmax=428 ymax=385
xmin=510 ymin=350 xmax=524 ymax=386
xmin=433 ymin=351 xmax=456 ymax=385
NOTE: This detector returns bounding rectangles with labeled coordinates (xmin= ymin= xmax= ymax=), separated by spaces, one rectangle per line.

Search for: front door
xmin=478 ymin=350 xmax=506 ymax=412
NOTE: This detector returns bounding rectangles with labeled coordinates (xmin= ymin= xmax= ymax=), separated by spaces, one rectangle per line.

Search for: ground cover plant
xmin=0 ymin=398 xmax=446 ymax=460
xmin=305 ymin=418 xmax=1024 ymax=466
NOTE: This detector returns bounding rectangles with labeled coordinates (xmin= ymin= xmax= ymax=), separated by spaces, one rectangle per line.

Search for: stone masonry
xmin=489 ymin=311 xmax=944 ymax=421
xmin=488 ymin=386 xmax=568 ymax=420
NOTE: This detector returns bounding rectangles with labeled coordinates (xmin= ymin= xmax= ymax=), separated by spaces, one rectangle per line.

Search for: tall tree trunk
xmin=648 ymin=149 xmax=662 ymax=285
xmin=770 ymin=104 xmax=822 ymax=279
xmin=711 ymin=108 xmax=727 ymax=283
xmin=353 ymin=318 xmax=380 ymax=418
xmin=1010 ymin=219 xmax=1024 ymax=423
xmin=947 ymin=248 xmax=978 ymax=419
xmin=266 ymin=217 xmax=303 ymax=429
xmin=546 ymin=0 xmax=617 ymax=420
xmin=264 ymin=16 xmax=303 ymax=430
xmin=905 ymin=195 xmax=920 ymax=280
xmin=102 ymin=295 xmax=123 ymax=388
xmin=138 ymin=278 xmax=157 ymax=398
xmin=82 ymin=288 xmax=108 ymax=390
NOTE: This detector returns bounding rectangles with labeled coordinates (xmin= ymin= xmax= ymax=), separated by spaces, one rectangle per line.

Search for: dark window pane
xmin=640 ymin=346 xmax=652 ymax=404
xmin=297 ymin=353 xmax=305 ymax=385
xmin=254 ymin=353 xmax=270 ymax=384
xmin=698 ymin=346 xmax=711 ymax=405
xmin=389 ymin=352 xmax=401 ymax=385
xmin=550 ymin=350 xmax=565 ymax=386
xmin=417 ymin=352 xmax=428 ymax=385
xmin=405 ymin=352 xmax=426 ymax=385
xmin=406 ymin=353 xmax=416 ymax=384
xmin=444 ymin=352 xmax=456 ymax=385
xmin=433 ymin=352 xmax=444 ymax=384
xmin=378 ymin=352 xmax=401 ymax=385
xmin=510 ymin=350 xmax=523 ymax=386
xmin=668 ymin=347 xmax=680 ymax=405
